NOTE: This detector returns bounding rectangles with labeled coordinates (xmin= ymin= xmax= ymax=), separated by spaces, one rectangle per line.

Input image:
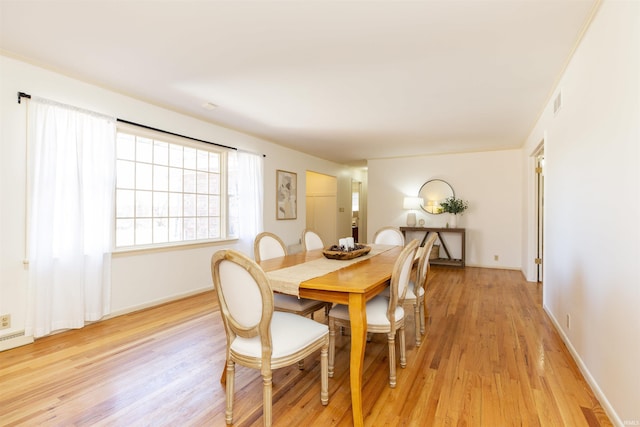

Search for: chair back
xmin=373 ymin=226 xmax=405 ymax=246
xmin=413 ymin=233 xmax=438 ymax=296
xmin=254 ymin=232 xmax=287 ymax=262
xmin=302 ymin=229 xmax=325 ymax=251
xmin=211 ymin=249 xmax=274 ymax=356
xmin=387 ymin=239 xmax=419 ymax=326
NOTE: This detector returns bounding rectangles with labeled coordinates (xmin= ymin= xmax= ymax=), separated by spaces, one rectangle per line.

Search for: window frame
xmin=113 ymin=123 xmax=237 ymax=252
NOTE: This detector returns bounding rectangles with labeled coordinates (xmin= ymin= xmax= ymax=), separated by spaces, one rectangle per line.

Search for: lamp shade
xmin=403 ymin=197 xmax=423 ymax=210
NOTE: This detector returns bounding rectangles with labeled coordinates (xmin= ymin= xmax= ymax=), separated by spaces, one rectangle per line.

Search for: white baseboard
xmin=106 ymin=285 xmax=214 ymax=319
xmin=543 ymin=305 xmax=623 ymax=427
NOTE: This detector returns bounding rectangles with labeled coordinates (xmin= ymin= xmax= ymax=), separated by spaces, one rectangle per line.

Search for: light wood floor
xmin=0 ymin=267 xmax=612 ymax=426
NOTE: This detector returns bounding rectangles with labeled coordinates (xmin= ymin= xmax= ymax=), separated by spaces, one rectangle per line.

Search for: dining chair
xmin=254 ymin=232 xmax=329 ymax=319
xmin=211 ymin=249 xmax=329 ymax=426
xmin=328 ymin=239 xmax=419 ymax=388
xmin=382 ymin=233 xmax=438 ymax=346
xmin=302 ymin=228 xmax=325 ymax=251
xmin=373 ymin=226 xmax=405 ymax=246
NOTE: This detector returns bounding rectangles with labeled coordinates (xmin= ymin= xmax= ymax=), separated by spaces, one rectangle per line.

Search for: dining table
xmin=258 ymin=244 xmax=405 ymax=427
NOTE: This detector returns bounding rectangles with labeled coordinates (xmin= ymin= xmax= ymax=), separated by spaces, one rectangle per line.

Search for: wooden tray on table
xmin=322 ymin=245 xmax=371 ymax=260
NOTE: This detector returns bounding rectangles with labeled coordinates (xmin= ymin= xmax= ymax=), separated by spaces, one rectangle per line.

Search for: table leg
xmin=348 ymin=293 xmax=367 ymax=427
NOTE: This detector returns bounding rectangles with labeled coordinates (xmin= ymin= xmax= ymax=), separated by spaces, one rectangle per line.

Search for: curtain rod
xmin=17 ymin=92 xmax=31 ymax=103
xmin=17 ymin=91 xmax=265 ymax=157
xmin=116 ymin=118 xmax=241 ymax=152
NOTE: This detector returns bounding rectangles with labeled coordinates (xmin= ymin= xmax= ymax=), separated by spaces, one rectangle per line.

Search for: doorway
xmin=535 ymin=148 xmax=545 ymax=283
xmin=305 ymin=171 xmax=337 ymax=246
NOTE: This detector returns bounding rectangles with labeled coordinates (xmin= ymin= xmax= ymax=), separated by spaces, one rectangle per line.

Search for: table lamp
xmin=403 ymin=197 xmax=423 ymax=227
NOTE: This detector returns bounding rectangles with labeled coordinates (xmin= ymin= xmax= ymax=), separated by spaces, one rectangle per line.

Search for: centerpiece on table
xmin=323 ymin=237 xmax=371 ymax=260
xmin=439 ymin=196 xmax=469 ymax=228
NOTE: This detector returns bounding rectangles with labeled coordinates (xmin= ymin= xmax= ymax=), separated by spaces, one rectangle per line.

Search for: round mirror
xmin=419 ymin=179 xmax=454 ymax=214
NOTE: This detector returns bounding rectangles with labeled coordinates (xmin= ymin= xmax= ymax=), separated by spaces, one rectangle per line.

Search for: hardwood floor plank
xmin=0 ymin=267 xmax=613 ymax=426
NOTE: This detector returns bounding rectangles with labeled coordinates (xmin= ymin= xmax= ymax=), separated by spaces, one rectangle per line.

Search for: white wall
xmin=0 ymin=56 xmax=350 ymax=335
xmin=522 ymin=1 xmax=639 ymax=424
xmin=368 ymin=149 xmax=522 ymax=269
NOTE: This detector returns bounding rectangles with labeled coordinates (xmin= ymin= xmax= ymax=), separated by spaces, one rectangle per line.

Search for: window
xmin=115 ymin=127 xmax=237 ymax=249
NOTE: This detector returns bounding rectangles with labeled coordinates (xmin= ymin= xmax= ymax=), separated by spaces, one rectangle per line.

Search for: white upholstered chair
xmin=373 ymin=226 xmax=405 ymax=246
xmin=211 ymin=249 xmax=329 ymax=426
xmin=382 ymin=233 xmax=438 ymax=346
xmin=328 ymin=239 xmax=419 ymax=388
xmin=302 ymin=229 xmax=325 ymax=251
xmin=254 ymin=232 xmax=329 ymax=319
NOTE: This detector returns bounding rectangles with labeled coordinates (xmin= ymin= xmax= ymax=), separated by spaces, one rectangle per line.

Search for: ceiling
xmin=0 ymin=1 xmax=598 ymax=165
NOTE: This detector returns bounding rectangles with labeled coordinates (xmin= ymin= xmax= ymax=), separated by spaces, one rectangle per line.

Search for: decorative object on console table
xmin=438 ymin=196 xmax=469 ymax=228
xmin=403 ymin=196 xmax=423 ymax=227
xmin=399 ymin=227 xmax=465 ymax=268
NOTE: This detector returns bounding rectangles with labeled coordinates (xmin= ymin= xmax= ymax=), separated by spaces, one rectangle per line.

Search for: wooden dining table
xmin=258 ymin=245 xmax=404 ymax=427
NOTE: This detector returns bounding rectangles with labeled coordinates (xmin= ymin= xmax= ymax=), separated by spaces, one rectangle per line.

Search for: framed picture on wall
xmin=276 ymin=170 xmax=297 ymax=220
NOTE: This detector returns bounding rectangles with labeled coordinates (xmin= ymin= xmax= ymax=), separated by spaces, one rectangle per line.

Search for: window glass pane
xmin=209 ymin=152 xmax=220 ymax=172
xmin=136 ymin=137 xmax=153 ymax=163
xmin=209 ymin=195 xmax=220 ymax=216
xmin=168 ymin=167 xmax=182 ymax=192
xmin=210 ymin=173 xmax=220 ymax=195
xmin=169 ymin=192 xmax=182 ymax=217
xmin=153 ymin=218 xmax=169 ymax=243
xmin=197 ymin=150 xmax=209 ymax=171
xmin=183 ymin=147 xmax=196 ymax=170
xmin=117 ymin=133 xmax=136 ymax=160
xmin=153 ymin=165 xmax=168 ymax=191
xmin=116 ymin=219 xmax=134 ymax=246
xmin=197 ymin=195 xmax=208 ymax=217
xmin=153 ymin=191 xmax=168 ymax=217
xmin=117 ymin=160 xmax=135 ymax=189
xmin=196 ymin=172 xmax=208 ymax=194
xmin=169 ymin=144 xmax=183 ymax=167
xmin=135 ymin=218 xmax=152 ymax=245
xmin=197 ymin=217 xmax=209 ymax=240
xmin=136 ymin=190 xmax=152 ymax=217
xmin=183 ymin=194 xmax=196 ymax=216
xmin=136 ymin=163 xmax=153 ymax=191
xmin=116 ymin=189 xmax=134 ymax=217
xmin=154 ymin=141 xmax=168 ymax=166
xmin=183 ymin=217 xmax=196 ymax=240
xmin=169 ymin=218 xmax=183 ymax=242
xmin=209 ymin=217 xmax=221 ymax=238
xmin=184 ymin=169 xmax=196 ymax=193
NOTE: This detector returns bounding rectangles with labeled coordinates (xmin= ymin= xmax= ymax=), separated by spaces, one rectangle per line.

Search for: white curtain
xmin=236 ymin=151 xmax=263 ymax=256
xmin=26 ymin=97 xmax=116 ymax=338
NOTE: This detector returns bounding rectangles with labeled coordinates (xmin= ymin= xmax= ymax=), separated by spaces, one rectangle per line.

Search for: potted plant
xmin=439 ymin=196 xmax=469 ymax=228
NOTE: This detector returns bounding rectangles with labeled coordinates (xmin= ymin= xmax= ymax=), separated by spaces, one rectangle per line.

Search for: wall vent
xmin=0 ymin=330 xmax=34 ymax=351
xmin=553 ymin=91 xmax=562 ymax=115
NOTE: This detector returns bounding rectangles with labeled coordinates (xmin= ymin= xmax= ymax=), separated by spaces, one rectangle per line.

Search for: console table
xmin=400 ymin=227 xmax=466 ymax=268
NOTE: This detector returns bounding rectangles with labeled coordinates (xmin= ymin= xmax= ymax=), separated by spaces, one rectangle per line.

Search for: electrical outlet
xmin=0 ymin=314 xmax=10 ymax=330
xmin=494 ymin=255 xmax=499 ymax=261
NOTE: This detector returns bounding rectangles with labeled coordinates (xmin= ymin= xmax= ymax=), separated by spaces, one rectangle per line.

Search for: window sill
xmin=112 ymin=238 xmax=238 ymax=257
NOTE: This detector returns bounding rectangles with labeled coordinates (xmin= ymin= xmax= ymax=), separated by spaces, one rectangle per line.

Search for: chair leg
xmin=423 ymin=295 xmax=429 ymax=332
xmin=263 ymin=372 xmax=273 ymax=427
xmin=328 ymin=317 xmax=336 ymax=377
xmin=387 ymin=331 xmax=397 ymax=388
xmin=414 ymin=302 xmax=421 ymax=346
xmin=320 ymin=344 xmax=329 ymax=405
xmin=225 ymin=360 xmax=235 ymax=424
xmin=399 ymin=326 xmax=407 ymax=369
xmin=419 ymin=295 xmax=426 ymax=335
xmin=220 ymin=364 xmax=226 ymax=384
